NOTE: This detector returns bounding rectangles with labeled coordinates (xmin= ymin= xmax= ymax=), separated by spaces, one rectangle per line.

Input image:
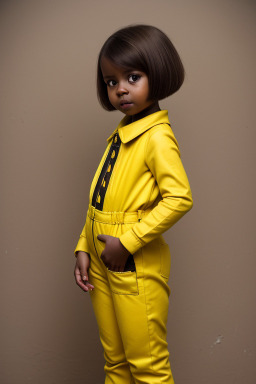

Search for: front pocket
xmin=107 ymin=269 xmax=139 ymax=295
xmin=160 ymin=243 xmax=171 ymax=281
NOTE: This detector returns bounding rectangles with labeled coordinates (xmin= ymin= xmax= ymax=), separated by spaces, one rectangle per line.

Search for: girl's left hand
xmin=97 ymin=234 xmax=131 ymax=272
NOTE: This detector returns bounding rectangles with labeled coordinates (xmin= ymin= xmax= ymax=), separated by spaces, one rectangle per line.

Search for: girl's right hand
xmin=74 ymin=251 xmax=95 ymax=292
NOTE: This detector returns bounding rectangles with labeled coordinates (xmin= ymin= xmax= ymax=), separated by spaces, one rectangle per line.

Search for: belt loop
xmin=111 ymin=211 xmax=116 ymax=224
xmin=111 ymin=211 xmax=124 ymax=224
xmin=137 ymin=210 xmax=143 ymax=222
xmin=118 ymin=211 xmax=124 ymax=224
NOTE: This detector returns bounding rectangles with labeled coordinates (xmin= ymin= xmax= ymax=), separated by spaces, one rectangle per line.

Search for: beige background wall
xmin=1 ymin=0 xmax=255 ymax=383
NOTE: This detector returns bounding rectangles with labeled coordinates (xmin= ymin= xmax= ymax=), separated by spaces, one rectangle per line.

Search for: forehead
xmin=100 ymin=57 xmax=137 ymax=78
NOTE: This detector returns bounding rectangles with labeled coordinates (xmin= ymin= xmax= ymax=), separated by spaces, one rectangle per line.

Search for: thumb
xmin=97 ymin=234 xmax=108 ymax=242
xmin=81 ymin=273 xmax=88 ymax=282
xmin=74 ymin=263 xmax=88 ymax=283
xmin=80 ymin=267 xmax=88 ymax=282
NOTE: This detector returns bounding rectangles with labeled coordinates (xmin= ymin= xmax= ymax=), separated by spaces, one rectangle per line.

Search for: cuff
xmin=119 ymin=229 xmax=144 ymax=255
xmin=74 ymin=237 xmax=90 ymax=257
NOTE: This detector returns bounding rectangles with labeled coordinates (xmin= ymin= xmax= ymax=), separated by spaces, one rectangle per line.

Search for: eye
xmin=107 ymin=80 xmax=117 ymax=87
xmin=128 ymin=74 xmax=141 ymax=83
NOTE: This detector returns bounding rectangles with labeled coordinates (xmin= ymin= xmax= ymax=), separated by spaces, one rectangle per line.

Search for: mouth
xmin=120 ymin=100 xmax=133 ymax=109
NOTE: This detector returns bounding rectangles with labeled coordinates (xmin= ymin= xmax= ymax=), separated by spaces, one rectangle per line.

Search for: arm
xmin=119 ymin=125 xmax=193 ymax=254
xmin=74 ymin=222 xmax=95 ymax=290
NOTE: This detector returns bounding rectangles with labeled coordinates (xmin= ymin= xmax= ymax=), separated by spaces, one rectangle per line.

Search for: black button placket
xmin=92 ymin=132 xmax=121 ymax=211
xmin=91 ymin=131 xmax=136 ymax=272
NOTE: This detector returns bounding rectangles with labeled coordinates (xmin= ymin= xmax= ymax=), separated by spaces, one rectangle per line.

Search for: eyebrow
xmin=103 ymin=75 xmax=115 ymax=80
xmin=103 ymin=68 xmax=137 ymax=80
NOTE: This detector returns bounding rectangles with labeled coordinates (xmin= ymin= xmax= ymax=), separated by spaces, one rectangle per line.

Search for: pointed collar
xmin=107 ymin=110 xmax=170 ymax=144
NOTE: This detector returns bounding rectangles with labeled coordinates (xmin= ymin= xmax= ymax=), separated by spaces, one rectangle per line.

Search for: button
xmin=107 ymin=164 xmax=111 ymax=172
xmin=96 ymin=195 xmax=101 ymax=203
xmin=114 ymin=135 xmax=117 ymax=143
xmin=111 ymin=150 xmax=115 ymax=159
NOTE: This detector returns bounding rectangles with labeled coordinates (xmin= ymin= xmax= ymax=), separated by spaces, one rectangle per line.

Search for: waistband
xmin=87 ymin=204 xmax=150 ymax=224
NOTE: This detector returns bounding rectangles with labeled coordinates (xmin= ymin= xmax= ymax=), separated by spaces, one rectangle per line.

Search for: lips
xmin=120 ymin=100 xmax=132 ymax=107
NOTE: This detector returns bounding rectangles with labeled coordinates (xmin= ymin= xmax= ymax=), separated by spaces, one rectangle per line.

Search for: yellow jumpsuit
xmin=74 ymin=110 xmax=193 ymax=384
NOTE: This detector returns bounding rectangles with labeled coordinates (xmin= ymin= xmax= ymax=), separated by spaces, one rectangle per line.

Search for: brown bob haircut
xmin=97 ymin=24 xmax=185 ymax=111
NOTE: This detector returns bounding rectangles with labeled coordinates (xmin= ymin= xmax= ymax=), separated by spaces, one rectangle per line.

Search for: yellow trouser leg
xmin=109 ymin=237 xmax=174 ymax=384
xmin=87 ymin=213 xmax=174 ymax=383
xmin=89 ymin=258 xmax=134 ymax=383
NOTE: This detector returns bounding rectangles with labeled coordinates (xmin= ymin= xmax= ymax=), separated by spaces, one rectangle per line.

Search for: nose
xmin=116 ymin=81 xmax=128 ymax=96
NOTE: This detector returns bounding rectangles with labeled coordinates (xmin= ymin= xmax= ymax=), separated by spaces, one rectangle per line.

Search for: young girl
xmin=74 ymin=24 xmax=193 ymax=384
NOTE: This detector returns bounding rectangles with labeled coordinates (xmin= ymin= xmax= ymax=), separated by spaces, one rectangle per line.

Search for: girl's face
xmin=101 ymin=57 xmax=155 ymax=119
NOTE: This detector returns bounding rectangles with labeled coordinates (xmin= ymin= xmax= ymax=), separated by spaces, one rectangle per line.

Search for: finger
xmin=74 ymin=267 xmax=91 ymax=292
xmin=97 ymin=234 xmax=108 ymax=242
xmin=81 ymin=273 xmax=88 ymax=282
xmin=74 ymin=271 xmax=88 ymax=289
xmin=114 ymin=265 xmax=124 ymax=272
xmin=75 ymin=272 xmax=89 ymax=291
xmin=80 ymin=272 xmax=94 ymax=290
xmin=78 ymin=263 xmax=91 ymax=283
xmin=85 ymin=281 xmax=95 ymax=290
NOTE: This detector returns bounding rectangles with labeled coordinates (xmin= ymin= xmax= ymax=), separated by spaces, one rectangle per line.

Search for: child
xmin=74 ymin=24 xmax=193 ymax=384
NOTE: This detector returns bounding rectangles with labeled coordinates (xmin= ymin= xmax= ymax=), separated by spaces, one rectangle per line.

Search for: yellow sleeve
xmin=119 ymin=125 xmax=193 ymax=254
xmin=74 ymin=223 xmax=90 ymax=257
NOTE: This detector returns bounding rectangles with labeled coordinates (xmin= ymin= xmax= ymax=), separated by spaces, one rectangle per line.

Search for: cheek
xmin=138 ymin=81 xmax=150 ymax=100
xmin=107 ymin=89 xmax=116 ymax=105
xmin=137 ymin=88 xmax=150 ymax=102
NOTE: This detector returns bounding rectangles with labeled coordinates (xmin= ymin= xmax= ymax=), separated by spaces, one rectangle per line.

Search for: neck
xmin=130 ymin=101 xmax=161 ymax=123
